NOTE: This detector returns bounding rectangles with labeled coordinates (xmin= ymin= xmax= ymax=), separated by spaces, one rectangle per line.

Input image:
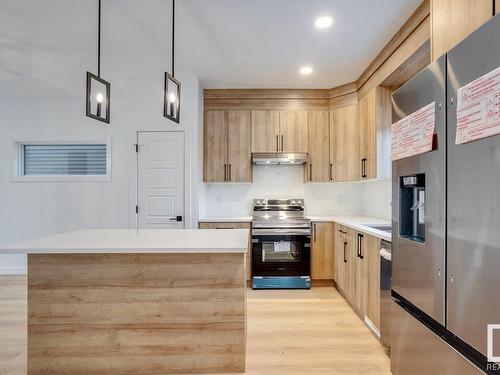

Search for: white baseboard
xmin=364 ymin=315 xmax=381 ymax=338
xmin=0 ymin=266 xmax=27 ymax=275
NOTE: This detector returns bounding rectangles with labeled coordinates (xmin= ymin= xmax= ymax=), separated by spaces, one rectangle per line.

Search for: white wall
xmin=0 ymin=0 xmax=202 ymax=273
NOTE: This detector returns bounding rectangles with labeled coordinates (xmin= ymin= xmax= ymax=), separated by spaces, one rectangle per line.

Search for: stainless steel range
xmin=251 ymin=199 xmax=311 ymax=289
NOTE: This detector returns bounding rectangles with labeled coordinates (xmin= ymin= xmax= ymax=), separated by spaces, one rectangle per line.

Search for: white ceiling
xmin=0 ymin=0 xmax=422 ymax=97
xmin=178 ymin=0 xmax=422 ymax=88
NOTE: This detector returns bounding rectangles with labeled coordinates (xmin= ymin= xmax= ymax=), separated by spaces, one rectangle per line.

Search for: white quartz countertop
xmin=308 ymin=216 xmax=392 ymax=242
xmin=0 ymin=229 xmax=250 ymax=254
xmin=198 ymin=216 xmax=253 ymax=223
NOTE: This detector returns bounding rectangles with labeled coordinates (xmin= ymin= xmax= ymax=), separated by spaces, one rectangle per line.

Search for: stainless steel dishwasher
xmin=380 ymin=239 xmax=392 ymax=349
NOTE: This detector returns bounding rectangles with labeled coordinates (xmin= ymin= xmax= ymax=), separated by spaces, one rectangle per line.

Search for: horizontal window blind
xmin=23 ymin=144 xmax=107 ymax=176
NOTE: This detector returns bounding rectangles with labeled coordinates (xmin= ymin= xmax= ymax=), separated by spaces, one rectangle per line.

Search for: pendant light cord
xmin=98 ymin=0 xmax=101 ymax=77
xmin=171 ymin=0 xmax=175 ymax=77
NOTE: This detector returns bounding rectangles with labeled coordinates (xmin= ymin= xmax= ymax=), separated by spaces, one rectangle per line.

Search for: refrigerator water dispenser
xmin=399 ymin=174 xmax=425 ymax=243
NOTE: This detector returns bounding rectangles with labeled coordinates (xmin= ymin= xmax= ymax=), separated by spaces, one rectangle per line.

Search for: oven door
xmin=252 ymin=228 xmax=311 ymax=277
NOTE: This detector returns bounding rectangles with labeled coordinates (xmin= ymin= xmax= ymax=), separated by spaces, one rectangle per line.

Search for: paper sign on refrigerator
xmin=455 ymin=66 xmax=500 ymax=144
xmin=391 ymin=102 xmax=436 ymax=161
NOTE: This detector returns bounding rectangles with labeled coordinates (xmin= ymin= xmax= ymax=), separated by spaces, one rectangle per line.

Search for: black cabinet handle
xmin=357 ymin=233 xmax=364 ymax=259
xmin=344 ymin=241 xmax=347 ymax=263
xmin=229 ymin=164 xmax=232 ymax=181
xmin=338 ymin=229 xmax=347 ymax=234
xmin=224 ymin=163 xmax=227 ymax=181
xmin=281 ymin=135 xmax=284 ymax=152
xmin=330 ymin=163 xmax=333 ymax=181
xmin=276 ymin=135 xmax=279 ymax=152
xmin=314 ymin=223 xmax=317 ymax=241
xmin=361 ymin=158 xmax=367 ymax=178
xmin=309 ymin=163 xmax=312 ymax=180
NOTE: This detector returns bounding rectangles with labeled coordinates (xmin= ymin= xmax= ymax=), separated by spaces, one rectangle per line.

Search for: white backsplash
xmin=200 ymin=165 xmax=368 ymax=217
xmin=362 ymin=179 xmax=392 ymax=220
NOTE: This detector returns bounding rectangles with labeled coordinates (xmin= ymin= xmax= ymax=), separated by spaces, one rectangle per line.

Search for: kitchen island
xmin=2 ymin=229 xmax=249 ymax=375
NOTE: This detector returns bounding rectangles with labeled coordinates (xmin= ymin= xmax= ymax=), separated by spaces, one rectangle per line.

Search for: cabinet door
xmin=311 ymin=222 xmax=335 ymax=280
xmin=431 ymin=0 xmax=493 ymax=59
xmin=345 ymin=228 xmax=357 ymax=301
xmin=335 ymin=225 xmax=355 ymax=299
xmin=227 ymin=111 xmax=252 ymax=182
xmin=367 ymin=235 xmax=381 ymax=329
xmin=359 ymin=87 xmax=392 ymax=180
xmin=358 ymin=91 xmax=376 ymax=179
xmin=330 ymin=105 xmax=359 ymax=181
xmin=279 ymin=110 xmax=308 ymax=153
xmin=199 ymin=222 xmax=252 ymax=281
xmin=307 ymin=111 xmax=330 ymax=182
xmin=353 ymin=232 xmax=369 ymax=316
xmin=251 ymin=111 xmax=280 ymax=153
xmin=204 ymin=111 xmax=227 ymax=182
xmin=334 ymin=225 xmax=348 ymax=292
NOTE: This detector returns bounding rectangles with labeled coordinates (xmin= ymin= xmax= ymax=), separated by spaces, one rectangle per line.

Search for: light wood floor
xmin=0 ymin=276 xmax=390 ymax=375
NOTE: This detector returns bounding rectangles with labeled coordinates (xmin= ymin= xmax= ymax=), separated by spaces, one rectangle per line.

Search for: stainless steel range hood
xmin=252 ymin=153 xmax=308 ymax=165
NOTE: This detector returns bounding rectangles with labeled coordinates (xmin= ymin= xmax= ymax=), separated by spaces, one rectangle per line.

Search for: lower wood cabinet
xmin=366 ymin=234 xmax=381 ymax=329
xmin=353 ymin=232 xmax=369 ymax=317
xmin=198 ymin=222 xmax=252 ymax=281
xmin=334 ymin=224 xmax=355 ymax=297
xmin=334 ymin=224 xmax=382 ymax=332
xmin=311 ymin=222 xmax=335 ymax=280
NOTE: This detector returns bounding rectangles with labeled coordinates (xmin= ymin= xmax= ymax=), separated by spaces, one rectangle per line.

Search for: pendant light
xmin=164 ymin=0 xmax=181 ymax=123
xmin=86 ymin=0 xmax=111 ymax=124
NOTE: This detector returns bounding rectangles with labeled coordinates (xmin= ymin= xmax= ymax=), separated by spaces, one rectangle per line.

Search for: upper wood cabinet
xmin=251 ymin=110 xmax=308 ymax=153
xmin=251 ymin=111 xmax=280 ymax=153
xmin=330 ymin=105 xmax=360 ymax=182
xmin=204 ymin=111 xmax=228 ymax=182
xmin=358 ymin=86 xmax=391 ymax=180
xmin=279 ymin=110 xmax=308 ymax=153
xmin=227 ymin=111 xmax=252 ymax=182
xmin=431 ymin=0 xmax=494 ymax=59
xmin=204 ymin=90 xmax=391 ymax=183
xmin=311 ymin=222 xmax=335 ymax=280
xmin=204 ymin=110 xmax=252 ymax=182
xmin=306 ymin=111 xmax=330 ymax=182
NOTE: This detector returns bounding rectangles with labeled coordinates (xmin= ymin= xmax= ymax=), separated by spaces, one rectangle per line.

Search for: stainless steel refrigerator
xmin=391 ymin=15 xmax=500 ymax=375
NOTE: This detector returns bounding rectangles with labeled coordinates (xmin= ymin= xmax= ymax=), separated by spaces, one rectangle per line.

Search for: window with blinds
xmin=22 ymin=144 xmax=107 ymax=176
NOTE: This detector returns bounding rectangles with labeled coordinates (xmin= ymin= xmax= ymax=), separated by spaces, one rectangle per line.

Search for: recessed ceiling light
xmin=300 ymin=66 xmax=313 ymax=75
xmin=315 ymin=16 xmax=333 ymax=29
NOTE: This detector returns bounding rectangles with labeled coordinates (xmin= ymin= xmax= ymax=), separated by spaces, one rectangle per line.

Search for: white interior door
xmin=137 ymin=131 xmax=184 ymax=229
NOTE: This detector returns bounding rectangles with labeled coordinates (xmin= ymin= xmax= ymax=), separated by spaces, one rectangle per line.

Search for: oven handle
xmin=252 ymin=228 xmax=311 ymax=236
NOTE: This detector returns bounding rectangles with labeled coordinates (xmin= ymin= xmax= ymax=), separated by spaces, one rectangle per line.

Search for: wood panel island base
xmin=3 ymin=229 xmax=249 ymax=375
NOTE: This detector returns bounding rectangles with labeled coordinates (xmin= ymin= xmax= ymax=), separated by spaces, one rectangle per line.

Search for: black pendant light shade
xmin=86 ymin=0 xmax=111 ymax=124
xmin=164 ymin=0 xmax=181 ymax=123
xmin=164 ymin=72 xmax=180 ymax=123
